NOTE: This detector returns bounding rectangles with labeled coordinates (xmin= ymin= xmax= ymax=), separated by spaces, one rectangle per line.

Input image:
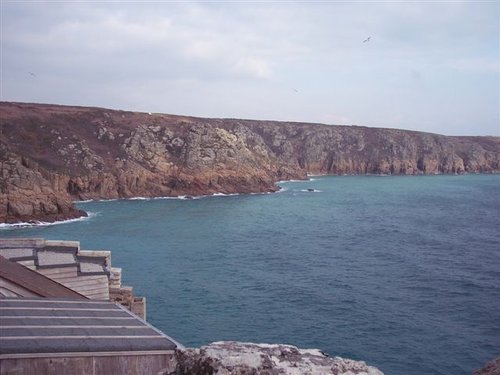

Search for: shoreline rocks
xmin=0 ymin=150 xmax=87 ymax=223
xmin=473 ymin=357 xmax=500 ymax=375
xmin=175 ymin=341 xmax=384 ymax=375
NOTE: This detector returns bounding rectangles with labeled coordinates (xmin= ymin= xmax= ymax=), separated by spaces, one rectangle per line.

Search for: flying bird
xmin=362 ymin=36 xmax=371 ymax=43
xmin=28 ymin=71 xmax=37 ymax=77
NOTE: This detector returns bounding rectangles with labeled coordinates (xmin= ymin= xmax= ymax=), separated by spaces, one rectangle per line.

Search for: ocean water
xmin=2 ymin=175 xmax=499 ymax=375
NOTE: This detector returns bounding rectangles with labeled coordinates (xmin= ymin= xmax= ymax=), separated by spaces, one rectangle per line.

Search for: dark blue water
xmin=2 ymin=175 xmax=499 ymax=374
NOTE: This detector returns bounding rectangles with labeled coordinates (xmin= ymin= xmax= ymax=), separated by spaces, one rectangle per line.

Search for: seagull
xmin=362 ymin=36 xmax=371 ymax=43
xmin=293 ymin=88 xmax=299 ymax=93
xmin=28 ymin=71 xmax=37 ymax=77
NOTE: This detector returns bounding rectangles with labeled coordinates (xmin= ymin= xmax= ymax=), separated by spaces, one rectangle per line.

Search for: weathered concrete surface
xmin=175 ymin=341 xmax=384 ymax=375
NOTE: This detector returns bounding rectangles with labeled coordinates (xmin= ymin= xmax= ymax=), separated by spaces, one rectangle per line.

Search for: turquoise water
xmin=2 ymin=175 xmax=499 ymax=374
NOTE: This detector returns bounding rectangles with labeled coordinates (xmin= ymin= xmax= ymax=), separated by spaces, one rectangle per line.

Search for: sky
xmin=1 ymin=1 xmax=499 ymax=136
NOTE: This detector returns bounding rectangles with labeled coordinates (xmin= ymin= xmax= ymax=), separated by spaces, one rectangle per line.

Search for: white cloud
xmin=447 ymin=58 xmax=500 ymax=73
xmin=232 ymin=57 xmax=272 ymax=79
xmin=1 ymin=1 xmax=498 ymax=135
xmin=183 ymin=39 xmax=222 ymax=60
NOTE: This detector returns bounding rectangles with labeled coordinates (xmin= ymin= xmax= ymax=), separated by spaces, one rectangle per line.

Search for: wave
xmin=0 ymin=212 xmax=99 ymax=229
xmin=277 ymin=179 xmax=311 ymax=183
xmin=212 ymin=192 xmax=240 ymax=197
xmin=76 ymin=198 xmax=118 ymax=204
xmin=152 ymin=193 xmax=239 ymax=200
xmin=173 ymin=195 xmax=195 ymax=200
xmin=124 ymin=195 xmax=195 ymax=201
xmin=277 ymin=176 xmax=322 ymax=183
xmin=249 ymin=190 xmax=281 ymax=195
xmin=300 ymin=189 xmax=322 ymax=193
xmin=70 ymin=188 xmax=288 ymax=207
xmin=159 ymin=191 xmax=279 ymax=199
xmin=78 ymin=192 xmax=249 ymax=203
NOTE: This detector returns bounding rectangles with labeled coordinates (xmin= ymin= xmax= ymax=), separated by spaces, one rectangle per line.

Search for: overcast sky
xmin=1 ymin=1 xmax=499 ymax=136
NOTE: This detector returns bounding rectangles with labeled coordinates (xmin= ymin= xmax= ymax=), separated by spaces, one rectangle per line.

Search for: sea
xmin=1 ymin=174 xmax=499 ymax=375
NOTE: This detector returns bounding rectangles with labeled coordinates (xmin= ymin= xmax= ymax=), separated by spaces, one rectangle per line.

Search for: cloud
xmin=1 ymin=1 xmax=498 ymax=135
xmin=232 ymin=57 xmax=272 ymax=79
xmin=447 ymin=58 xmax=500 ymax=73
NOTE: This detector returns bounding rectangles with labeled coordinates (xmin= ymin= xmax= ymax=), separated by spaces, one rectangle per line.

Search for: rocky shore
xmin=473 ymin=357 xmax=500 ymax=375
xmin=175 ymin=342 xmax=384 ymax=375
xmin=1 ymin=101 xmax=499 ymax=223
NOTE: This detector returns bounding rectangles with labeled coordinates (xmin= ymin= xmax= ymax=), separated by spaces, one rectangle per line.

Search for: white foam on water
xmin=74 ymin=188 xmax=283 ymax=205
xmin=77 ymin=198 xmax=118 ymax=204
xmin=212 ymin=192 xmax=240 ymax=197
xmin=149 ymin=196 xmax=191 ymax=200
xmin=0 ymin=212 xmax=98 ymax=229
xmin=155 ymin=192 xmax=242 ymax=200
xmin=307 ymin=172 xmax=328 ymax=177
xmin=278 ymin=179 xmax=311 ymax=183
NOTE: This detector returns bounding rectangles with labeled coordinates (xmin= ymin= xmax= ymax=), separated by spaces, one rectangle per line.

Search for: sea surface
xmin=2 ymin=174 xmax=499 ymax=375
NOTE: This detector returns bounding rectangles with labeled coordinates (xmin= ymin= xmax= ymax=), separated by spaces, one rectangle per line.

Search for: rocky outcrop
xmin=474 ymin=357 xmax=500 ymax=375
xmin=175 ymin=341 xmax=383 ymax=375
xmin=1 ymin=102 xmax=499 ymax=223
xmin=0 ymin=146 xmax=87 ymax=223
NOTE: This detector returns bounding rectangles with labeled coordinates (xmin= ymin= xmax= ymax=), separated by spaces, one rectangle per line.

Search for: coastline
xmin=1 ymin=189 xmax=286 ymax=227
xmin=0 ymin=212 xmax=97 ymax=229
xmin=2 ymin=102 xmax=498 ymax=226
xmin=3 ymin=173 xmax=499 ymax=226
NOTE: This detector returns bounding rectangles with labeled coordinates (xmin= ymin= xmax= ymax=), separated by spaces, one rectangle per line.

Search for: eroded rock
xmin=0 ymin=151 xmax=87 ymax=223
xmin=0 ymin=102 xmax=499 ymax=223
xmin=473 ymin=357 xmax=500 ymax=375
xmin=175 ymin=341 xmax=384 ymax=375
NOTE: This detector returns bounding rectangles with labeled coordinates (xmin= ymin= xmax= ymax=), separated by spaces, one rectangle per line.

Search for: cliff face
xmin=0 ymin=147 xmax=87 ymax=223
xmin=1 ymin=102 xmax=499 ymax=223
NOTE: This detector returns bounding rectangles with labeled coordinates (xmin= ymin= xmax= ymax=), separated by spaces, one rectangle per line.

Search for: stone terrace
xmin=0 ymin=238 xmax=146 ymax=319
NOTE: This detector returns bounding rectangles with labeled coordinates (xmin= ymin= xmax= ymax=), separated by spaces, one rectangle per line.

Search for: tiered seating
xmin=0 ymin=238 xmax=146 ymax=319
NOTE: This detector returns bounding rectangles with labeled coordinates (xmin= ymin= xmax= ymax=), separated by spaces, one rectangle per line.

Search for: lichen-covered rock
xmin=175 ymin=341 xmax=384 ymax=375
xmin=474 ymin=357 xmax=500 ymax=375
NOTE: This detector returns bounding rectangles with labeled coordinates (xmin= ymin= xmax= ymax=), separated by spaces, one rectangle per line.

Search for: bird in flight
xmin=28 ymin=72 xmax=37 ymax=78
xmin=362 ymin=36 xmax=371 ymax=43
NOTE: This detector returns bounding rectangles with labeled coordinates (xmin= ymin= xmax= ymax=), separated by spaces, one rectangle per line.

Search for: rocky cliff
xmin=1 ymin=102 xmax=499 ymax=223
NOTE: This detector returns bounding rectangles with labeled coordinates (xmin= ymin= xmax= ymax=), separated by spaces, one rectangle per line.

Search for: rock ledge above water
xmin=473 ymin=357 xmax=500 ymax=375
xmin=175 ymin=341 xmax=384 ymax=375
